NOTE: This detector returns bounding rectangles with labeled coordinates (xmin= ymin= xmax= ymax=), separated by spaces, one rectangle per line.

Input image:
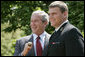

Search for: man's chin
xmin=51 ymin=24 xmax=54 ymax=27
xmin=32 ymin=30 xmax=37 ymax=33
xmin=51 ymin=24 xmax=56 ymax=28
xmin=32 ymin=30 xmax=36 ymax=32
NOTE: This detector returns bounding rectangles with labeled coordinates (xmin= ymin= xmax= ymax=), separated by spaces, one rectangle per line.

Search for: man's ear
xmin=63 ymin=11 xmax=68 ymax=18
xmin=44 ymin=21 xmax=48 ymax=27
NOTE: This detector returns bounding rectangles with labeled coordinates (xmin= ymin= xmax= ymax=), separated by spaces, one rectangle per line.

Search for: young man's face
xmin=30 ymin=14 xmax=46 ymax=35
xmin=49 ymin=7 xmax=66 ymax=28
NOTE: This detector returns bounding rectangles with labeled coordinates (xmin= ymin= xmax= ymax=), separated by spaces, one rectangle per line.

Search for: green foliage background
xmin=1 ymin=1 xmax=84 ymax=56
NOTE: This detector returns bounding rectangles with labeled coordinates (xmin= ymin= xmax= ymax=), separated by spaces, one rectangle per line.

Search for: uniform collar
xmin=55 ymin=20 xmax=68 ymax=32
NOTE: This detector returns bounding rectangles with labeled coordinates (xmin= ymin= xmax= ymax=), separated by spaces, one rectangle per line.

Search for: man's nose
xmin=31 ymin=22 xmax=35 ymax=26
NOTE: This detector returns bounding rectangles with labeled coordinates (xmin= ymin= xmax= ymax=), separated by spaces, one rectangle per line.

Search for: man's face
xmin=49 ymin=7 xmax=65 ymax=28
xmin=30 ymin=14 xmax=46 ymax=35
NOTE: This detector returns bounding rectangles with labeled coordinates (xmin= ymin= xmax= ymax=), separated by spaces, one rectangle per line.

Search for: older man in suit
xmin=47 ymin=1 xmax=84 ymax=56
xmin=14 ymin=10 xmax=51 ymax=56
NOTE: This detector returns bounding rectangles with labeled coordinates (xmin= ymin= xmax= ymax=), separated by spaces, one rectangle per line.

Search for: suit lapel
xmin=27 ymin=32 xmax=50 ymax=56
xmin=44 ymin=33 xmax=49 ymax=48
xmin=42 ymin=33 xmax=49 ymax=56
xmin=50 ymin=22 xmax=68 ymax=42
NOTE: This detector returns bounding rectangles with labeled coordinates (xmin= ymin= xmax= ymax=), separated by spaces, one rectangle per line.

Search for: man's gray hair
xmin=32 ymin=10 xmax=49 ymax=23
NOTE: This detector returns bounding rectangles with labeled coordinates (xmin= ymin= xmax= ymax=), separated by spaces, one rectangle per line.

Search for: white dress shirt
xmin=32 ymin=31 xmax=46 ymax=56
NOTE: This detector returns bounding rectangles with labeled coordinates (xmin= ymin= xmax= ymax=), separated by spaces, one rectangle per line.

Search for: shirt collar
xmin=33 ymin=31 xmax=46 ymax=41
xmin=55 ymin=20 xmax=68 ymax=32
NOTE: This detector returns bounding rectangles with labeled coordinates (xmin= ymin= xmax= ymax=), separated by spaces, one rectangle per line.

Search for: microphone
xmin=28 ymin=42 xmax=32 ymax=46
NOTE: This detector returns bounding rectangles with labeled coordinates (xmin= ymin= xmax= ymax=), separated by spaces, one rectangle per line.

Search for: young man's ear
xmin=63 ymin=11 xmax=68 ymax=18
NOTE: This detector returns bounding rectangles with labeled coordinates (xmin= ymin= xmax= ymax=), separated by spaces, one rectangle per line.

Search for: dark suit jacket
xmin=47 ymin=22 xmax=84 ymax=56
xmin=14 ymin=32 xmax=51 ymax=56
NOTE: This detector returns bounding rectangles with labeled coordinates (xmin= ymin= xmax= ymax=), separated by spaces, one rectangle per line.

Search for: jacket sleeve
xmin=14 ymin=40 xmax=23 ymax=56
xmin=65 ymin=28 xmax=84 ymax=56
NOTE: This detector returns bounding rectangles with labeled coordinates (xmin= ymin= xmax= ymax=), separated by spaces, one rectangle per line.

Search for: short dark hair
xmin=49 ymin=1 xmax=68 ymax=13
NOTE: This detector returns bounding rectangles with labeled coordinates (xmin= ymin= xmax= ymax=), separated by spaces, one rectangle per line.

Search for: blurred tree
xmin=1 ymin=1 xmax=49 ymax=35
xmin=66 ymin=1 xmax=84 ymax=32
xmin=1 ymin=1 xmax=84 ymax=35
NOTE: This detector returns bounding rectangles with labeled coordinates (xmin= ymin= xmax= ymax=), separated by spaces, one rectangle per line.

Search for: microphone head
xmin=28 ymin=42 xmax=32 ymax=46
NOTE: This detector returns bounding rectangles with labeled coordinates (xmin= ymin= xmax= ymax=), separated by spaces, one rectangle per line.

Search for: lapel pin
xmin=52 ymin=42 xmax=56 ymax=44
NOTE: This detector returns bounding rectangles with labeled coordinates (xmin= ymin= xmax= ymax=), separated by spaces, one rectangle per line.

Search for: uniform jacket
xmin=47 ymin=22 xmax=84 ymax=56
